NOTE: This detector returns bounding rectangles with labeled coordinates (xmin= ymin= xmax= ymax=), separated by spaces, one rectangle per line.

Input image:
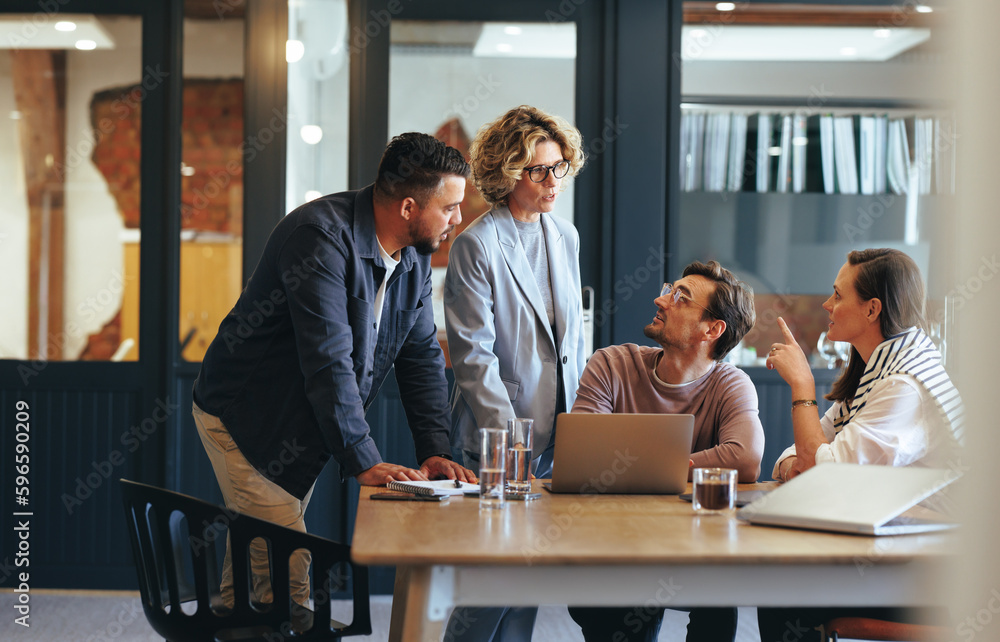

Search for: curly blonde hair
xmin=469 ymin=106 xmax=585 ymax=208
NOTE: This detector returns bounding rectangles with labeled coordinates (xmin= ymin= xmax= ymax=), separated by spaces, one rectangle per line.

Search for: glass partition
xmin=0 ymin=14 xmax=142 ymax=361
xmin=178 ymin=9 xmax=245 ymax=362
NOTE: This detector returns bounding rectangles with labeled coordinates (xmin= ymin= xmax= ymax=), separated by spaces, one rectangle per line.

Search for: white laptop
xmin=737 ymin=463 xmax=959 ymax=536
xmin=545 ymin=413 xmax=694 ymax=494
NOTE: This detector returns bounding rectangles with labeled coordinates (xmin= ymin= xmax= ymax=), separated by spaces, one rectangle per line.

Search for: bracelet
xmin=791 ymin=399 xmax=817 ymax=409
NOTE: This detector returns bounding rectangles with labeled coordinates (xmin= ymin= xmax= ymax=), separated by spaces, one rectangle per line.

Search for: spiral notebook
xmin=386 ymin=479 xmax=479 ymax=496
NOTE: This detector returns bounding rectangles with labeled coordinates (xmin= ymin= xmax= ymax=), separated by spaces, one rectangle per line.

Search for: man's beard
xmin=411 ymin=224 xmax=454 ymax=255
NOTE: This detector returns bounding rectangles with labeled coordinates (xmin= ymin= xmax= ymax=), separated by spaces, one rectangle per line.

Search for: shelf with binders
xmin=673 ymin=100 xmax=956 ymax=369
xmin=679 ymin=102 xmax=957 ymax=197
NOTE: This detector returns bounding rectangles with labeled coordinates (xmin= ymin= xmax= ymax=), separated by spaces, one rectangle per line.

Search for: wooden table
xmin=351 ymin=482 xmax=953 ymax=642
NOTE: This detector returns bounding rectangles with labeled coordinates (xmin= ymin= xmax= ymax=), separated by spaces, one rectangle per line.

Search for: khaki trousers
xmin=192 ymin=402 xmax=314 ymax=610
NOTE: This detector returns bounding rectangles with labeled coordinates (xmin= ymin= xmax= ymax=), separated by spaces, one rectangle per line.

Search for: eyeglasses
xmin=525 ymin=160 xmax=570 ymax=183
xmin=659 ymin=282 xmax=711 ymax=315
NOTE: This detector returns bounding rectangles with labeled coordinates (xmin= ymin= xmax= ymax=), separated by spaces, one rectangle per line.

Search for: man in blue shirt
xmin=192 ymin=132 xmax=477 ymax=620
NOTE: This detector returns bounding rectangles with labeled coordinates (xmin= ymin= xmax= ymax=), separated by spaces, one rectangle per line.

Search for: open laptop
xmin=545 ymin=413 xmax=694 ymax=494
xmin=737 ymin=463 xmax=959 ymax=536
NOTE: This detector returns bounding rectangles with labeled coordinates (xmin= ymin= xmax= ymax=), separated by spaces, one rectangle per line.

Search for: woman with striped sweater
xmin=757 ymin=247 xmax=963 ymax=642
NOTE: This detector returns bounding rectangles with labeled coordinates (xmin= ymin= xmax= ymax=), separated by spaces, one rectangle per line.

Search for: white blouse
xmin=772 ymin=373 xmax=961 ymax=479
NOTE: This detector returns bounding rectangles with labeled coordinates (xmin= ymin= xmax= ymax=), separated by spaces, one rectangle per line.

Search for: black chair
xmin=120 ymin=479 xmax=371 ymax=642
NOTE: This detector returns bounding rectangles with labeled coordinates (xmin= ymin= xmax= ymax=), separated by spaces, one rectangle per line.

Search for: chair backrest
xmin=825 ymin=616 xmax=949 ymax=641
xmin=120 ymin=479 xmax=370 ymax=642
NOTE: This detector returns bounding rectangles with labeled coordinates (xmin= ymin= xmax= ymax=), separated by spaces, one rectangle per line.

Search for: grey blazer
xmin=444 ymin=206 xmax=587 ymax=461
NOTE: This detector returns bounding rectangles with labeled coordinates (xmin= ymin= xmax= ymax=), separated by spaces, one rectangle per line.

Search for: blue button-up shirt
xmin=194 ymin=186 xmax=452 ymax=499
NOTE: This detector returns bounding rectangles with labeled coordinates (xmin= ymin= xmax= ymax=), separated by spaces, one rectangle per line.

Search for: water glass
xmin=479 ymin=428 xmax=507 ymax=509
xmin=506 ymin=418 xmax=534 ymax=494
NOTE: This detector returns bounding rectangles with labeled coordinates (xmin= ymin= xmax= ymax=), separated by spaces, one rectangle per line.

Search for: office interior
xmin=1 ymin=0 xmax=999 ymax=638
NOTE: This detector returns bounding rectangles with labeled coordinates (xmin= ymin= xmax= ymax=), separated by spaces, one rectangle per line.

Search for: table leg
xmin=389 ymin=565 xmax=444 ymax=642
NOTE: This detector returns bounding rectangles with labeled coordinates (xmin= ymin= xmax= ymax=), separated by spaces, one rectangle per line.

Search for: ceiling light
xmin=792 ymin=136 xmax=809 ymax=146
xmin=300 ymin=125 xmax=323 ymax=145
xmin=305 ymin=190 xmax=323 ymax=202
xmin=915 ymin=4 xmax=933 ymax=13
xmin=286 ymin=39 xmax=304 ymax=63
xmin=75 ymin=39 xmax=97 ymax=50
xmin=840 ymin=46 xmax=858 ymax=56
xmin=874 ymin=29 xmax=892 ymax=38
xmin=473 ymin=23 xmax=575 ymax=59
xmin=504 ymin=26 xmax=522 ymax=36
xmin=689 ymin=28 xmax=707 ymax=39
xmin=768 ymin=146 xmax=781 ymax=156
xmin=716 ymin=2 xmax=736 ymax=11
xmin=180 ymin=163 xmax=195 ymax=177
xmin=0 ymin=14 xmax=115 ymax=50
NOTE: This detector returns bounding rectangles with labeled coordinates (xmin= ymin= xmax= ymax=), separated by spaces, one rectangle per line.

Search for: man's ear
xmin=705 ymin=319 xmax=726 ymax=344
xmin=867 ymin=298 xmax=883 ymax=323
xmin=400 ymin=197 xmax=419 ymax=221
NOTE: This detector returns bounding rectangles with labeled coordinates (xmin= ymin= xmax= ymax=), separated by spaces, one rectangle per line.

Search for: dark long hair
xmin=826 ymin=248 xmax=927 ymax=402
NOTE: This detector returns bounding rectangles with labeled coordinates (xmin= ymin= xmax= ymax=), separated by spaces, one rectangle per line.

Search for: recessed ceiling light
xmin=874 ymin=29 xmax=892 ymax=38
xmin=915 ymin=5 xmax=933 ymax=13
xmin=768 ymin=146 xmax=781 ymax=156
xmin=286 ymin=39 xmax=304 ymax=63
xmin=840 ymin=46 xmax=858 ymax=56
xmin=689 ymin=28 xmax=708 ymax=38
xmin=504 ymin=26 xmax=522 ymax=36
xmin=716 ymin=2 xmax=736 ymax=11
xmin=75 ymin=39 xmax=97 ymax=50
xmin=54 ymin=21 xmax=77 ymax=32
xmin=300 ymin=125 xmax=323 ymax=145
xmin=496 ymin=43 xmax=512 ymax=53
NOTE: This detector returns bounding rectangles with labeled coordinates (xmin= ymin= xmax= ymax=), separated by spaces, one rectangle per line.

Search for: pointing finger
xmin=777 ymin=316 xmax=797 ymax=344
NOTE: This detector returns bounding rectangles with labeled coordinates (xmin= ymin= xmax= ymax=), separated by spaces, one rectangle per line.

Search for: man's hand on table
xmin=420 ymin=456 xmax=478 ymax=483
xmin=355 ymin=462 xmax=429 ymax=486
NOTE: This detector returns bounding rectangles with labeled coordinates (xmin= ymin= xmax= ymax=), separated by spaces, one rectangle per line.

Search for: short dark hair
xmin=682 ymin=260 xmax=756 ymax=361
xmin=374 ymin=132 xmax=470 ymax=204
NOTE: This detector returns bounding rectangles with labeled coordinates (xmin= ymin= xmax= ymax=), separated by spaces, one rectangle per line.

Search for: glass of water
xmin=479 ymin=428 xmax=507 ymax=509
xmin=506 ymin=418 xmax=534 ymax=495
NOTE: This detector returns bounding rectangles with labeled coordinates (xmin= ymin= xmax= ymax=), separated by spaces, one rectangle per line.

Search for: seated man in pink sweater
xmin=569 ymin=260 xmax=764 ymax=642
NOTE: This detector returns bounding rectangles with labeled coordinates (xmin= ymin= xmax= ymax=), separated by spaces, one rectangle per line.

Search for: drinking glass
xmin=692 ymin=468 xmax=737 ymax=515
xmin=506 ymin=418 xmax=534 ymax=495
xmin=479 ymin=428 xmax=507 ymax=509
